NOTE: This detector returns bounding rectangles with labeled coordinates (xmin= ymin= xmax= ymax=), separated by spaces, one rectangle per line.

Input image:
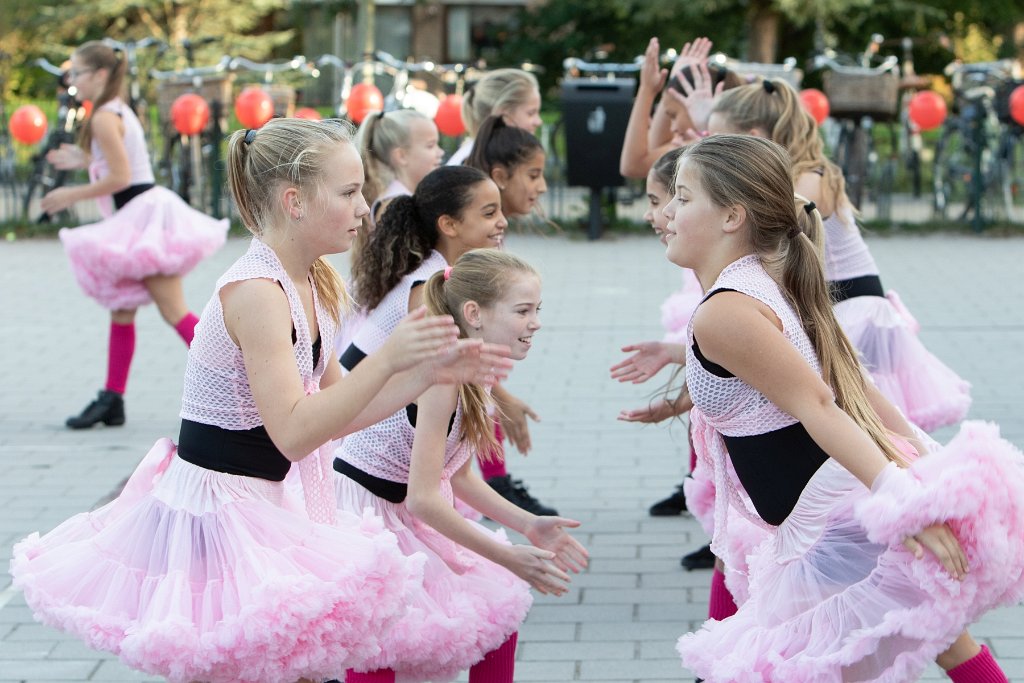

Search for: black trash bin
xmin=561 ymin=78 xmax=636 ymax=238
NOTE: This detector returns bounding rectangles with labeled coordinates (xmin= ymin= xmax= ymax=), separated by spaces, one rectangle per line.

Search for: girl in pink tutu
xmin=11 ymin=117 xmax=515 ymax=683
xmin=40 ymin=41 xmax=229 ymax=430
xmin=462 ymin=115 xmax=558 ymax=516
xmin=703 ymin=77 xmax=971 ymax=432
xmin=669 ymin=134 xmax=1021 ymax=681
xmin=337 ymin=248 xmax=589 ymax=683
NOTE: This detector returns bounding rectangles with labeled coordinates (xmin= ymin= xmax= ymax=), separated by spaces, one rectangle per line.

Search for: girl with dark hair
xmin=41 ymin=40 xmax=228 ymax=429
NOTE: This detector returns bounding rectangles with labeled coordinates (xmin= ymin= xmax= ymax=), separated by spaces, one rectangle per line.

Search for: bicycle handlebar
xmin=150 ymin=56 xmax=233 ymax=81
xmin=33 ymin=58 xmax=66 ymax=77
xmin=103 ymin=37 xmax=167 ymax=54
xmin=812 ymin=53 xmax=899 ymax=75
xmin=562 ymin=57 xmax=642 ymax=75
xmin=710 ymin=53 xmax=799 ymax=72
xmin=229 ymin=55 xmax=311 ymax=74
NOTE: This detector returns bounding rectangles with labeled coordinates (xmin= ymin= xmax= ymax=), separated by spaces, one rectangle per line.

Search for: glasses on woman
xmin=68 ymin=68 xmax=95 ymax=79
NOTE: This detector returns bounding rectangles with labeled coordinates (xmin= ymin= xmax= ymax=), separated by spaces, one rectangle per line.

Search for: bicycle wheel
xmin=22 ymin=133 xmax=75 ymax=224
xmin=844 ymin=125 xmax=870 ymax=210
xmin=873 ymin=157 xmax=896 ymax=222
xmin=932 ymin=122 xmax=970 ymax=221
xmin=1000 ymin=127 xmax=1024 ymax=223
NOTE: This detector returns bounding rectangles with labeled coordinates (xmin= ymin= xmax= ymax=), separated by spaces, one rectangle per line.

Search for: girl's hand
xmin=618 ymin=395 xmax=690 ymax=423
xmin=379 ymin=306 xmax=460 ymax=373
xmin=422 ymin=339 xmax=513 ymax=387
xmin=504 ymin=544 xmax=573 ymax=595
xmin=39 ymin=186 xmax=77 ymax=214
xmin=524 ymin=516 xmax=589 ymax=574
xmin=610 ymin=341 xmax=673 ymax=383
xmin=494 ymin=389 xmax=540 ymax=455
xmin=640 ymin=37 xmax=668 ymax=97
xmin=902 ymin=523 xmax=969 ymax=580
xmin=669 ymin=36 xmax=713 ymax=81
xmin=46 ymin=143 xmax=88 ymax=170
xmin=667 ymin=61 xmax=723 ymax=134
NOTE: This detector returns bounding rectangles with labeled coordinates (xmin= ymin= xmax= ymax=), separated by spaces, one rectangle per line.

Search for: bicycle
xmin=708 ymin=53 xmax=803 ymax=89
xmin=22 ymin=57 xmax=88 ymax=223
xmin=0 ymin=50 xmax=18 ymax=221
xmin=813 ymin=38 xmax=900 ymax=218
xmin=932 ymin=60 xmax=1015 ymax=230
xmin=994 ymin=71 xmax=1024 ymax=222
xmin=151 ymin=55 xmax=233 ymax=217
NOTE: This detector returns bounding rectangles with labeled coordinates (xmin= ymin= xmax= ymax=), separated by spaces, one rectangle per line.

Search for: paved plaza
xmin=0 ymin=231 xmax=1021 ymax=682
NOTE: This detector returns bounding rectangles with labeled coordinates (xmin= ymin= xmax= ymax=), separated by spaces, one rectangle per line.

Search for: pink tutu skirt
xmin=834 ymin=293 xmax=971 ymax=432
xmin=678 ymin=421 xmax=1024 ymax=682
xmin=337 ymin=475 xmax=532 ymax=683
xmin=661 ymin=268 xmax=703 ymax=345
xmin=11 ymin=439 xmax=416 ymax=683
xmin=59 ymin=186 xmax=229 ymax=310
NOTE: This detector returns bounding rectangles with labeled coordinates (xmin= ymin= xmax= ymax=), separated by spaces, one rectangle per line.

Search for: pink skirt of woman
xmin=59 ymin=186 xmax=228 ymax=310
xmin=11 ymin=439 xmax=417 ymax=683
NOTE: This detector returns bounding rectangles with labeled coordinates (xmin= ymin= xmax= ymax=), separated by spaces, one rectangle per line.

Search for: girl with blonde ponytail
xmin=12 ymin=117 xmax=514 ymax=683
xmin=669 ymin=134 xmax=1022 ymax=681
xmin=44 ymin=40 xmax=229 ymax=430
xmin=705 ymin=76 xmax=971 ymax=431
xmin=337 ymin=248 xmax=587 ymax=683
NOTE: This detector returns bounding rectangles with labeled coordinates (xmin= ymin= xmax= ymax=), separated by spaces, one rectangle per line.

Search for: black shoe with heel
xmin=649 ymin=478 xmax=689 ymax=516
xmin=486 ymin=474 xmax=558 ymax=516
xmin=66 ymin=390 xmax=125 ymax=429
xmin=680 ymin=543 xmax=715 ymax=571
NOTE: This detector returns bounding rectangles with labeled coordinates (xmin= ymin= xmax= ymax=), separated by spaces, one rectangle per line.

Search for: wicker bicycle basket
xmin=822 ymin=70 xmax=899 ymax=120
xmin=156 ymin=74 xmax=235 ymax=133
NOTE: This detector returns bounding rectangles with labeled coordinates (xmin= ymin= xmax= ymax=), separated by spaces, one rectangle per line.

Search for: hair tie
xmin=243 ymin=128 xmax=257 ymax=146
xmin=762 ymin=79 xmax=776 ymax=94
xmin=443 ymin=265 xmax=453 ymax=281
xmin=787 ymin=225 xmax=801 ymax=239
xmin=804 ymin=201 xmax=816 ymax=215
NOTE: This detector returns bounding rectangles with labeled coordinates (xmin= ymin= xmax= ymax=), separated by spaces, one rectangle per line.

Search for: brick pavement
xmin=0 ymin=232 xmax=1021 ymax=682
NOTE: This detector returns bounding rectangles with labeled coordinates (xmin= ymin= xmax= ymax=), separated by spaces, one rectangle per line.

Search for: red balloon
xmin=799 ymin=88 xmax=830 ymax=125
xmin=80 ymin=100 xmax=94 ymax=119
xmin=294 ymin=107 xmax=322 ymax=121
xmin=907 ymin=91 xmax=947 ymax=131
xmin=434 ymin=94 xmax=465 ymax=137
xmin=346 ymin=82 xmax=384 ymax=124
xmin=170 ymin=93 xmax=210 ymax=136
xmin=10 ymin=104 xmax=48 ymax=145
xmin=1010 ymin=85 xmax=1024 ymax=126
xmin=235 ymin=86 xmax=275 ymax=129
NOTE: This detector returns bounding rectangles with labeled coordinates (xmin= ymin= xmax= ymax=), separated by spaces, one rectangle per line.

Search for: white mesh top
xmin=180 ymin=238 xmax=336 ymax=429
xmin=822 ymin=205 xmax=879 ymax=282
xmin=686 ymin=254 xmax=822 ymax=438
xmin=89 ymin=98 xmax=155 ymax=186
xmin=349 ymin=249 xmax=448 ymax=356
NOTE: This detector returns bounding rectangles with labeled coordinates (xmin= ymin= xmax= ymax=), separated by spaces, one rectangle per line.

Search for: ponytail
xmin=74 ymin=41 xmax=128 ymax=150
xmin=465 ymin=115 xmax=542 ymax=176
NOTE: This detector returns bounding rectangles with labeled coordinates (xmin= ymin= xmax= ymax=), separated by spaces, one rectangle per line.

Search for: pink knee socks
xmin=947 ymin=645 xmax=1008 ymax=683
xmin=104 ymin=322 xmax=135 ymax=395
xmin=468 ymin=632 xmax=518 ymax=683
xmin=173 ymin=312 xmax=199 ymax=347
xmin=478 ymin=419 xmax=508 ymax=480
xmin=708 ymin=567 xmax=738 ymax=621
xmin=345 ymin=669 xmax=395 ymax=683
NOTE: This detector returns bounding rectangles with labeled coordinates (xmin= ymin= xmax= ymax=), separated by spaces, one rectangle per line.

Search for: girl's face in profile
xmin=502 ymin=88 xmax=543 ymax=135
xmin=643 ymin=170 xmax=671 ymax=244
xmin=446 ymin=179 xmax=508 ymax=251
xmin=497 ymin=149 xmax=547 ymax=217
xmin=662 ymin=159 xmax=729 ymax=268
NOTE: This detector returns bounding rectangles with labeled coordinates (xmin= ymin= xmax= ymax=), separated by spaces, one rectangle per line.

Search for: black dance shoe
xmin=487 ymin=474 xmax=559 ymax=516
xmin=680 ymin=543 xmax=716 ymax=571
xmin=66 ymin=390 xmax=125 ymax=429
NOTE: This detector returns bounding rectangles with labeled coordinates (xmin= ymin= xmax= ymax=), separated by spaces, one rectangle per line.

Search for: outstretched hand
xmin=46 ymin=143 xmax=88 ymax=171
xmin=639 ymin=37 xmax=669 ymax=97
xmin=610 ymin=341 xmax=674 ymax=384
xmin=667 ymin=61 xmax=724 ymax=135
xmin=669 ymin=36 xmax=713 ymax=81
xmin=617 ymin=393 xmax=692 ymax=423
xmin=426 ymin=339 xmax=513 ymax=387
xmin=524 ymin=516 xmax=589 ymax=574
xmin=903 ymin=523 xmax=969 ymax=581
xmin=494 ymin=388 xmax=540 ymax=455
xmin=505 ymin=545 xmax=573 ymax=596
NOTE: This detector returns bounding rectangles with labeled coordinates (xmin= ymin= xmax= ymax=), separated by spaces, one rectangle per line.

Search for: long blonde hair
xmin=711 ymin=78 xmax=850 ymax=212
xmin=461 ymin=68 xmax=539 ymax=137
xmin=354 ymin=108 xmax=431 ymax=210
xmin=227 ymin=118 xmax=353 ymax=322
xmin=423 ymin=249 xmax=539 ymax=456
xmin=681 ymin=135 xmax=904 ymax=464
xmin=73 ymin=41 xmax=127 ymax=150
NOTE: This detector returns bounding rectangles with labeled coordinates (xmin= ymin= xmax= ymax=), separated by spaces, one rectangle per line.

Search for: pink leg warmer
xmin=708 ymin=567 xmax=738 ymax=621
xmin=345 ymin=669 xmax=396 ymax=683
xmin=947 ymin=645 xmax=1008 ymax=683
xmin=478 ymin=419 xmax=508 ymax=480
xmin=104 ymin=322 xmax=135 ymax=395
xmin=468 ymin=632 xmax=518 ymax=683
xmin=173 ymin=312 xmax=199 ymax=347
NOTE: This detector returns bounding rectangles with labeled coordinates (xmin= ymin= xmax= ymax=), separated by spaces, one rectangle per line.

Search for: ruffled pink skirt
xmin=677 ymin=421 xmax=1024 ymax=681
xmin=834 ymin=293 xmax=971 ymax=431
xmin=11 ymin=439 xmax=415 ymax=683
xmin=59 ymin=186 xmax=228 ymax=310
xmin=337 ymin=476 xmax=532 ymax=683
xmin=661 ymin=268 xmax=703 ymax=345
